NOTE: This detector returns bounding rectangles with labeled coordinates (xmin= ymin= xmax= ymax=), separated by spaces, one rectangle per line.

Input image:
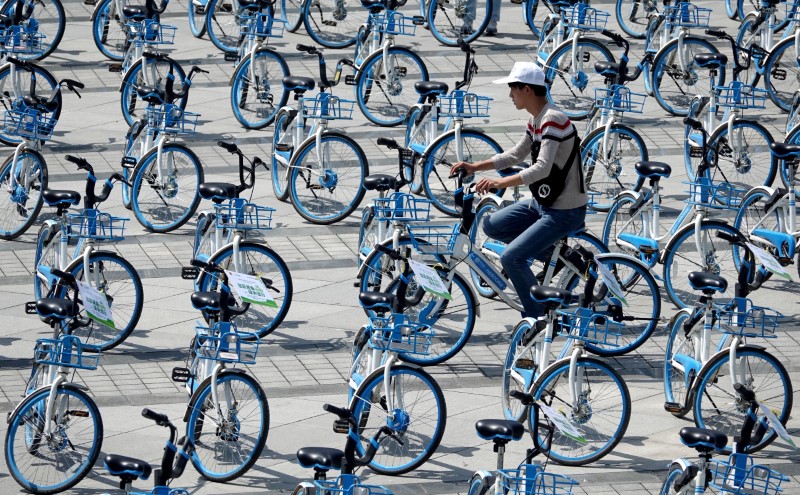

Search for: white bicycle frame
xmin=743 ymin=178 xmax=799 ymax=252
xmin=273 ymin=100 xmax=331 ymax=185
xmin=347 ymin=328 xmax=406 ymax=418
xmin=196 ymin=215 xmax=249 ymax=273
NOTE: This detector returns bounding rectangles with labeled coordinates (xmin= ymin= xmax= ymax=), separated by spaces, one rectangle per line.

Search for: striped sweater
xmin=491 ymin=103 xmax=588 ymax=210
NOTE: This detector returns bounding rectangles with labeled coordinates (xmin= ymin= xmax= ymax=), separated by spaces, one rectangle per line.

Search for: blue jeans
xmin=482 ymin=199 xmax=587 ymax=318
xmin=463 ymin=0 xmax=500 ymax=28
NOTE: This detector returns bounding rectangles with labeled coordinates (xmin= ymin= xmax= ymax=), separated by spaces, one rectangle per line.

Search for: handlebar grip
xmin=374 ymin=243 xmax=402 ymax=260
xmin=705 ymin=28 xmax=726 ymax=37
xmin=448 ymin=168 xmax=467 ymax=180
xmin=62 ymin=79 xmax=85 ymax=90
xmin=50 ymin=268 xmax=76 ymax=285
xmin=218 ymin=141 xmax=239 ymax=153
xmin=141 ymin=408 xmax=171 ymax=426
xmin=190 ymin=258 xmax=210 ymax=269
xmin=65 ymin=155 xmax=91 ymax=171
xmin=715 ymin=230 xmax=740 ymax=244
xmin=376 ymin=137 xmax=399 ymax=149
xmin=683 ymin=117 xmax=703 ymax=131
xmin=296 ymin=44 xmax=316 ymax=53
xmin=322 ymin=404 xmax=355 ymax=424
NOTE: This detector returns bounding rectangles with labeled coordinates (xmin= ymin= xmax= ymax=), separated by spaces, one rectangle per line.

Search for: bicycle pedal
xmin=332 ymin=418 xmax=349 ymax=434
xmin=83 ymin=0 xmax=96 ymax=4
xmin=772 ymin=68 xmax=787 ymax=81
xmin=25 ymin=301 xmax=37 ymax=314
xmin=120 ymin=156 xmax=137 ymax=168
xmin=224 ymin=52 xmax=239 ymax=62
xmin=689 ymin=146 xmax=703 ymax=158
xmin=108 ymin=63 xmax=123 ymax=73
xmin=181 ymin=266 xmax=199 ymax=279
xmin=411 ymin=16 xmax=425 ymax=25
xmin=171 ymin=367 xmax=191 ymax=383
xmin=274 ymin=143 xmax=292 ymax=153
xmin=344 ymin=75 xmax=356 ymax=86
xmin=509 ymin=0 xmax=523 ymax=4
xmin=664 ymin=401 xmax=683 ymax=413
xmin=515 ymin=358 xmax=535 ymax=370
xmin=322 ymin=20 xmax=338 ymax=27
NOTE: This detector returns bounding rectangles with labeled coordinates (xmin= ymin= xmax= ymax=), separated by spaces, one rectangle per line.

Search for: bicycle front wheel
xmin=302 ymin=0 xmax=369 ymax=48
xmin=661 ymin=221 xmax=741 ymax=309
xmin=187 ymin=372 xmax=270 ymax=481
xmin=230 ymin=49 xmax=290 ymax=129
xmin=131 ymin=143 xmax=204 ymax=233
xmin=732 ymin=187 xmax=780 ymax=267
xmin=652 ymin=37 xmax=725 ymax=117
xmin=659 ymin=462 xmax=690 ymax=495
xmin=197 ymin=241 xmax=293 ymax=338
xmin=188 ymin=0 xmax=208 ymax=37
xmin=1 ymin=0 xmax=66 ymax=61
xmin=57 ymin=251 xmax=144 ymax=351
xmin=205 ymin=0 xmax=241 ymax=53
xmin=33 ymin=221 xmax=59 ymax=300
xmin=0 ymin=63 xmax=59 ymax=146
xmin=601 ymin=191 xmax=655 ymax=264
xmin=707 ymin=120 xmax=777 ymax=192
xmin=763 ymin=36 xmax=800 ymax=112
xmin=92 ymin=0 xmax=127 ymax=60
xmin=5 ymin=386 xmax=103 ymax=494
xmin=544 ymin=39 xmax=614 ymax=121
xmin=281 ymin=0 xmax=304 ymax=31
xmin=502 ymin=318 xmax=542 ymax=422
xmin=529 ymin=356 xmax=631 ymax=466
xmin=271 ymin=107 xmax=299 ymax=202
xmin=527 ymin=0 xmax=558 ymax=38
xmin=0 ymin=148 xmax=47 ymax=239
xmin=469 ymin=198 xmax=501 ymax=298
xmin=356 ymin=47 xmax=429 ymax=127
xmin=615 ymin=0 xmax=657 ymax=39
xmin=581 ymin=124 xmax=647 ymax=211
xmin=350 ymin=364 xmax=446 ymax=475
xmin=426 ymin=0 xmax=492 ymax=46
xmin=422 ymin=129 xmax=503 ymax=216
xmin=288 ymin=132 xmax=368 ymax=224
xmin=663 ymin=309 xmax=696 ymax=418
xmin=693 ymin=348 xmax=792 ymax=453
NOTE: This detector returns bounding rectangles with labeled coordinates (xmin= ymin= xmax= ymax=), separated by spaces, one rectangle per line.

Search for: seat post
xmin=493 ymin=439 xmax=508 ymax=471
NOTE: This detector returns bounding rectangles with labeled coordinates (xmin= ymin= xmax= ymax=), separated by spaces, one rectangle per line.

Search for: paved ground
xmin=0 ymin=1 xmax=799 ymax=494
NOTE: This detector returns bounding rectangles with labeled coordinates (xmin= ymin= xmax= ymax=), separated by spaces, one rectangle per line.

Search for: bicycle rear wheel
xmin=271 ymin=108 xmax=299 ymax=202
xmin=288 ymin=132 xmax=368 ymax=224
xmin=281 ymin=0 xmax=303 ymax=31
xmin=302 ymin=0 xmax=369 ymax=48
xmin=197 ymin=241 xmax=293 ymax=338
xmin=706 ymin=120 xmax=777 ymax=192
xmin=5 ymin=386 xmax=103 ymax=494
xmin=0 ymin=63 xmax=59 ymax=147
xmin=92 ymin=0 xmax=127 ymax=60
xmin=502 ymin=318 xmax=542 ymax=422
xmin=130 ymin=143 xmax=204 ymax=233
xmin=529 ymin=356 xmax=630 ymax=465
xmin=187 ymin=372 xmax=269 ymax=481
xmin=1 ymin=0 xmax=66 ymax=60
xmin=188 ymin=0 xmax=208 ymax=37
xmin=544 ymin=39 xmax=614 ymax=121
xmin=663 ymin=309 xmax=696 ymax=418
xmin=615 ymin=0 xmax=656 ymax=39
xmin=356 ymin=47 xmax=429 ymax=127
xmin=205 ymin=0 xmax=241 ymax=53
xmin=0 ymin=148 xmax=47 ymax=240
xmin=350 ymin=364 xmax=446 ymax=475
xmin=580 ymin=125 xmax=647 ymax=212
xmin=427 ymin=0 xmax=492 ymax=46
xmin=120 ymin=58 xmax=188 ymax=127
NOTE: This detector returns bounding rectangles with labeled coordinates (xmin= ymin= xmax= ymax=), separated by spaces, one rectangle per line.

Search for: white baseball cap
xmin=492 ymin=62 xmax=546 ymax=87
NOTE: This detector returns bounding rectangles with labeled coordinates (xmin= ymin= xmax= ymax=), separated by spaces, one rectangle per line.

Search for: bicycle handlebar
xmin=142 ymin=408 xmax=172 ymax=427
xmin=50 ymin=268 xmax=77 ymax=288
xmin=64 ymin=155 xmax=129 ymax=209
xmin=323 ymin=403 xmax=357 ymax=427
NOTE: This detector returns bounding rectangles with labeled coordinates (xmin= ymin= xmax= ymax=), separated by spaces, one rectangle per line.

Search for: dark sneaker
xmin=485 ymin=26 xmax=497 ymax=36
xmin=460 ymin=25 xmax=474 ymax=35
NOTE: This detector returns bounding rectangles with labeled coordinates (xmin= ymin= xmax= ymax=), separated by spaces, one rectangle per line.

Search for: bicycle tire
xmin=661 ymin=220 xmax=742 ymax=309
xmin=349 ymin=364 xmax=446 ymax=474
xmin=205 ymin=0 xmax=241 ymax=53
xmin=693 ymin=347 xmax=792 ymax=453
xmin=527 ymin=0 xmax=558 ymax=38
xmin=188 ymin=0 xmax=208 ymax=37
xmin=615 ymin=0 xmax=657 ymax=39
xmin=581 ymin=124 xmax=647 ymax=212
xmin=355 ymin=46 xmax=429 ymax=127
xmin=502 ymin=318 xmax=542 ymax=422
xmin=426 ymin=0 xmax=492 ymax=46
xmin=467 ymin=473 xmax=495 ymax=495
xmin=193 ymin=210 xmax=216 ymax=262
xmin=1 ymin=0 xmax=66 ymax=61
xmin=197 ymin=241 xmax=293 ymax=338
xmin=528 ymin=356 xmax=630 ymax=465
xmin=357 ymin=204 xmax=380 ymax=267
xmin=559 ymin=253 xmax=661 ymax=356
xmin=281 ymin=0 xmax=303 ymax=31
xmin=186 ymin=371 xmax=269 ymax=481
xmin=0 ymin=63 xmax=59 ymax=147
xmin=403 ymin=105 xmax=432 ymax=194
xmin=421 ymin=129 xmax=503 ymax=216
xmin=33 ymin=220 xmax=59 ymax=301
xmin=56 ymin=251 xmax=144 ymax=351
xmin=92 ymin=0 xmax=127 ymax=61
xmin=271 ymin=107 xmax=298 ymax=202
xmin=0 ymin=147 xmax=47 ymax=240
xmin=659 ymin=462 xmax=690 ymax=494
xmin=120 ymin=57 xmax=188 ymax=127
xmin=725 ymin=0 xmax=740 ymax=19
xmin=735 ymin=13 xmax=764 ymax=87
xmin=709 ymin=120 xmax=777 ymax=193
xmin=230 ymin=48 xmax=290 ymax=129
xmin=732 ymin=186 xmax=779 ymax=268
xmin=5 ymin=386 xmax=103 ymax=494
xmin=652 ymin=37 xmax=726 ymax=117
xmin=288 ymin=131 xmax=368 ymax=224
xmin=543 ymin=38 xmax=615 ymax=121
xmin=302 ymin=0 xmax=369 ymax=48
xmin=663 ymin=308 xmax=696 ymax=418
xmin=130 ymin=143 xmax=204 ymax=233
xmin=601 ymin=191 xmax=660 ymax=267
xmin=468 ymin=197 xmax=502 ymax=299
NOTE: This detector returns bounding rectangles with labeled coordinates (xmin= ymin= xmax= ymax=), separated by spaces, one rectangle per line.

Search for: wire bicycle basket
xmin=438 ymin=90 xmax=492 ymax=118
xmin=594 ymin=85 xmax=647 ymax=113
xmin=499 ymin=464 xmax=580 ymax=495
xmin=664 ymin=2 xmax=712 ymax=28
xmin=240 ymin=12 xmax=285 ymax=38
xmin=34 ymin=335 xmax=101 ymax=370
xmin=719 ymin=298 xmax=782 ymax=338
xmin=372 ymin=11 xmax=417 ymax=36
xmin=373 ymin=192 xmax=432 ymax=222
xmin=709 ymin=453 xmax=789 ymax=495
xmin=3 ymin=108 xmax=57 ymax=140
xmin=715 ymin=82 xmax=769 ymax=110
xmin=562 ymin=4 xmax=609 ymax=31
xmin=557 ymin=307 xmax=624 ymax=347
xmin=406 ymin=223 xmax=459 ymax=255
xmin=0 ymin=25 xmax=45 ymax=56
xmin=214 ymin=199 xmax=275 ymax=230
xmin=194 ymin=325 xmax=260 ymax=365
xmin=314 ymin=476 xmax=393 ymax=495
xmin=67 ymin=209 xmax=128 ymax=241
xmin=685 ymin=178 xmax=748 ymax=210
xmin=148 ymin=105 xmax=200 ymax=134
xmin=300 ymin=94 xmax=355 ymax=120
xmin=127 ymin=19 xmax=177 ymax=44
xmin=367 ymin=316 xmax=434 ymax=355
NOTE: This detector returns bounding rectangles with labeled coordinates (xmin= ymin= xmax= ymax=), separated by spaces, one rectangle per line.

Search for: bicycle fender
xmin=693 ymin=343 xmax=767 ymax=389
xmin=420 ymin=128 xmax=502 ymax=162
xmin=7 ymin=382 xmax=91 ymax=424
xmin=206 ymin=240 xmax=269 ymax=265
xmin=62 ymin=249 xmax=119 ymax=274
xmin=356 ymin=235 xmax=408 ymax=281
xmin=228 ymin=48 xmax=281 ymax=86
xmin=658 ymin=220 xmax=734 ymax=265
xmin=182 ymin=368 xmax=249 ymax=423
xmin=292 ymin=481 xmax=316 ymax=495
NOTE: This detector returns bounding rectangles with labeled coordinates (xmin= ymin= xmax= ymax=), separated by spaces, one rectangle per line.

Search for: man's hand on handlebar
xmin=450 ymin=161 xmax=477 ymax=177
xmin=474 ymin=176 xmax=503 ymax=194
